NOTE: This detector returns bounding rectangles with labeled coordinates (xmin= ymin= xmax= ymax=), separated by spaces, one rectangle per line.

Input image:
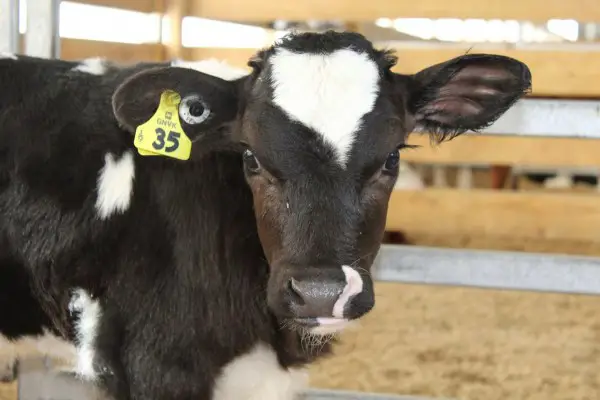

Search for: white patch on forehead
xmin=95 ymin=151 xmax=135 ymax=219
xmin=269 ymin=48 xmax=380 ymax=166
xmin=212 ymin=342 xmax=308 ymax=400
xmin=72 ymin=57 xmax=106 ymax=75
xmin=171 ymin=58 xmax=249 ymax=81
xmin=0 ymin=52 xmax=17 ymax=60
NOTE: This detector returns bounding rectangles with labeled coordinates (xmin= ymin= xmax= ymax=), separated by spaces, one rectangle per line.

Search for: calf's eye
xmin=383 ymin=150 xmax=400 ymax=172
xmin=243 ymin=149 xmax=261 ymax=174
xmin=179 ymin=94 xmax=210 ymax=125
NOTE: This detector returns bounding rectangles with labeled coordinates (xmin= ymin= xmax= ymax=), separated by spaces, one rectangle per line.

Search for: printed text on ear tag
xmin=134 ymin=90 xmax=192 ymax=161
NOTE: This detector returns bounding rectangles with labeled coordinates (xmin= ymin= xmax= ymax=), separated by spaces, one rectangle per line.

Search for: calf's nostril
xmin=283 ymin=275 xmax=348 ymax=318
xmin=286 ymin=278 xmax=306 ymax=306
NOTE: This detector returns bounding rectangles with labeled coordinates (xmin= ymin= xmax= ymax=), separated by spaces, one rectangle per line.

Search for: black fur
xmin=0 ymin=252 xmax=56 ymax=339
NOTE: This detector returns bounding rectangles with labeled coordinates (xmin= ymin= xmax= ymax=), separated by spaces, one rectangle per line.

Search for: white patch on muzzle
xmin=310 ymin=266 xmax=364 ymax=336
xmin=332 ymin=265 xmax=363 ymax=318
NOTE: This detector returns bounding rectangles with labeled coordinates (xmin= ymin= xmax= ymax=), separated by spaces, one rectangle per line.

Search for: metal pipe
xmin=25 ymin=0 xmax=61 ymax=58
xmin=0 ymin=0 xmax=20 ymax=53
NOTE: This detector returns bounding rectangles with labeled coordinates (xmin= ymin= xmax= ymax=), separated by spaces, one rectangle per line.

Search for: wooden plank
xmin=60 ymin=39 xmax=164 ymax=63
xmin=69 ymin=0 xmax=157 ymax=13
xmin=385 ymin=189 xmax=600 ymax=242
xmin=401 ymin=134 xmax=600 ymax=168
xmin=190 ymin=0 xmax=600 ymax=23
xmin=185 ymin=46 xmax=600 ymax=98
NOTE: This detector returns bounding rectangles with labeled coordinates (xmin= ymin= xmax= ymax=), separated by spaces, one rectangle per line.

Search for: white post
xmin=25 ymin=0 xmax=61 ymax=58
xmin=432 ymin=165 xmax=448 ymax=188
xmin=0 ymin=0 xmax=20 ymax=53
xmin=456 ymin=166 xmax=473 ymax=189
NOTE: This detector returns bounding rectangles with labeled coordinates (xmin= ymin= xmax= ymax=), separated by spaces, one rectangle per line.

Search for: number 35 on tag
xmin=134 ymin=90 xmax=192 ymax=161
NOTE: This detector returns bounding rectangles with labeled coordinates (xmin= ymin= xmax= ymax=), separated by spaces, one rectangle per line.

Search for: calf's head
xmin=113 ymin=31 xmax=531 ymax=335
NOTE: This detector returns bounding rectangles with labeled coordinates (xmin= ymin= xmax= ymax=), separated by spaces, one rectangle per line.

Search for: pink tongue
xmin=317 ymin=318 xmax=344 ymax=325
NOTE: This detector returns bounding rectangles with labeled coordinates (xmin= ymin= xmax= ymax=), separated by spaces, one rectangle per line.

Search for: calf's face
xmin=113 ymin=31 xmax=531 ymax=336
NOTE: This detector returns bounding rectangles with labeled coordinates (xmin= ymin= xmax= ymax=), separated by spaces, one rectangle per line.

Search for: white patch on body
xmin=269 ymin=48 xmax=380 ymax=166
xmin=95 ymin=151 xmax=135 ymax=219
xmin=0 ymin=52 xmax=17 ymax=60
xmin=171 ymin=58 xmax=249 ymax=81
xmin=72 ymin=57 xmax=107 ymax=75
xmin=69 ymin=289 xmax=101 ymax=381
xmin=212 ymin=342 xmax=308 ymax=400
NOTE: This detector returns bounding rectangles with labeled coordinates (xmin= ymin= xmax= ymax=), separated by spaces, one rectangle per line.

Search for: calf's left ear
xmin=112 ymin=66 xmax=240 ymax=135
xmin=403 ymin=53 xmax=532 ymax=142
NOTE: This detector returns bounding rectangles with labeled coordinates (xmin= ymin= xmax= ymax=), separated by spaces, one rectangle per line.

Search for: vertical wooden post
xmin=456 ymin=166 xmax=473 ymax=189
xmin=490 ymin=165 xmax=511 ymax=189
xmin=432 ymin=165 xmax=448 ymax=188
xmin=345 ymin=22 xmax=361 ymax=32
xmin=161 ymin=0 xmax=187 ymax=61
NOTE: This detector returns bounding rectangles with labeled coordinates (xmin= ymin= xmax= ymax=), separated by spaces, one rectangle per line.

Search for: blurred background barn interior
xmin=1 ymin=0 xmax=600 ymax=399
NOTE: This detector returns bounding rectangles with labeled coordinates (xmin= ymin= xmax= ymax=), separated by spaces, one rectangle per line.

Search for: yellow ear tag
xmin=134 ymin=90 xmax=192 ymax=161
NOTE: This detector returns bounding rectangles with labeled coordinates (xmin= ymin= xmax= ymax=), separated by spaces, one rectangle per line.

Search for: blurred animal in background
xmin=394 ymin=161 xmax=425 ymax=190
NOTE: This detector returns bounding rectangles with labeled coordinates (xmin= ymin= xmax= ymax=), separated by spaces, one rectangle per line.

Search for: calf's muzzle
xmin=269 ymin=263 xmax=374 ymax=328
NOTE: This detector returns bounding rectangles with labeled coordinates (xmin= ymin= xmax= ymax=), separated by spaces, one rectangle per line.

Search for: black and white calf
xmin=0 ymin=31 xmax=531 ymax=399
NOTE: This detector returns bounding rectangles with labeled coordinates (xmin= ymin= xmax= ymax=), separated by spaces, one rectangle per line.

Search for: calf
xmin=0 ymin=31 xmax=531 ymax=399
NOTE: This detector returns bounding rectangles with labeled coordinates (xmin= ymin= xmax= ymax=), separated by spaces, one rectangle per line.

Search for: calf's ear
xmin=403 ymin=54 xmax=532 ymax=142
xmin=112 ymin=66 xmax=241 ymax=135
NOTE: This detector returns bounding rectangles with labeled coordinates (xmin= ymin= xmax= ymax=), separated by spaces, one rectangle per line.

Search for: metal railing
xmin=0 ymin=0 xmax=60 ymax=57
